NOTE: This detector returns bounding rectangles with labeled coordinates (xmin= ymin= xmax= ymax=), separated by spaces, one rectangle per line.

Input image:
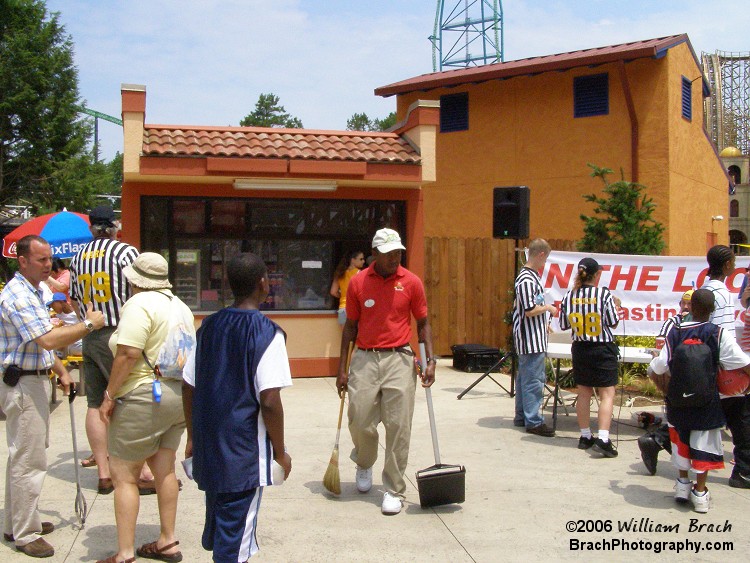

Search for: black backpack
xmin=666 ymin=324 xmax=720 ymax=408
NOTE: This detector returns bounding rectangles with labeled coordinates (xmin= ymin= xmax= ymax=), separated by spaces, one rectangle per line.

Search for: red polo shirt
xmin=346 ymin=264 xmax=428 ymax=348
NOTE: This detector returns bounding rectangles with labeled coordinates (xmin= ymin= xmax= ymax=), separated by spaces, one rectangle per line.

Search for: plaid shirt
xmin=0 ymin=272 xmax=54 ymax=372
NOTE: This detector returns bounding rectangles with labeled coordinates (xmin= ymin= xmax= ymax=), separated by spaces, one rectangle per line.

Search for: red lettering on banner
xmin=631 ymin=307 xmax=643 ymax=321
xmin=726 ymin=268 xmax=745 ymax=292
xmin=544 ymin=264 xmax=574 ymax=289
xmin=636 ymin=266 xmax=661 ymax=291
xmin=695 ymin=268 xmax=709 ymax=288
xmin=609 ymin=266 xmax=637 ymax=291
xmin=672 ymin=267 xmax=693 ymax=292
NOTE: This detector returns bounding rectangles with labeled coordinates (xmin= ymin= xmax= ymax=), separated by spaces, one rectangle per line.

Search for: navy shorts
xmin=203 ymin=487 xmax=263 ymax=563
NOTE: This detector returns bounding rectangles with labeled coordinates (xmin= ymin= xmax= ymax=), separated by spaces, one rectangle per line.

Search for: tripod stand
xmin=457 ymin=351 xmax=514 ymax=399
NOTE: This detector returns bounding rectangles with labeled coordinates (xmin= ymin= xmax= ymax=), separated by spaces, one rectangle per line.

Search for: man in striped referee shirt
xmin=512 ymin=239 xmax=557 ymax=437
xmin=69 ymin=205 xmax=145 ymax=494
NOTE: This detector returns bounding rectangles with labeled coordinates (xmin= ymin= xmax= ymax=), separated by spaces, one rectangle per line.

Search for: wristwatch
xmin=83 ymin=319 xmax=95 ymax=332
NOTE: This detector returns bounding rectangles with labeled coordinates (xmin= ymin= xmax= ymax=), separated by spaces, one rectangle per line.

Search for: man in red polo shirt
xmin=336 ymin=228 xmax=436 ymax=515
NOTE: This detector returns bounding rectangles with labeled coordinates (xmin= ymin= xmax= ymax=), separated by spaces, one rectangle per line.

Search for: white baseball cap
xmin=372 ymin=228 xmax=406 ymax=253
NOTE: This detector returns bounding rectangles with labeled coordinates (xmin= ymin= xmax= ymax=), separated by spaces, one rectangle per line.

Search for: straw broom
xmin=323 ymin=341 xmax=353 ymax=494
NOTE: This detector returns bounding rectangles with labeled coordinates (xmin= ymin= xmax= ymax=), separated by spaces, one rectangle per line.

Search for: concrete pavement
xmin=1 ymin=361 xmax=749 ymax=562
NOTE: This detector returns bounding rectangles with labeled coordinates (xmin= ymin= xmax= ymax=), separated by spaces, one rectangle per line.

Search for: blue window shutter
xmin=440 ymin=92 xmax=469 ymax=132
xmin=681 ymin=76 xmax=692 ymax=121
xmin=574 ymin=73 xmax=609 ymax=118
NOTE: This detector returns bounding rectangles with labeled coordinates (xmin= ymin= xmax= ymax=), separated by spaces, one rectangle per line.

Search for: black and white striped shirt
xmin=512 ymin=267 xmax=548 ymax=354
xmin=70 ymin=238 xmax=139 ymax=327
xmin=559 ymin=285 xmax=619 ymax=343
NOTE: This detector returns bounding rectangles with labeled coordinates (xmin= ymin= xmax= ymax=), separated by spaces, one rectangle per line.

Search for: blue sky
xmin=45 ymin=0 xmax=750 ymax=161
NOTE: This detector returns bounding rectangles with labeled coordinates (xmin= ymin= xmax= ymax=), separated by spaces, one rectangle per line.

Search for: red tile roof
xmin=142 ymin=125 xmax=421 ymax=164
xmin=376 ymin=34 xmax=693 ymax=97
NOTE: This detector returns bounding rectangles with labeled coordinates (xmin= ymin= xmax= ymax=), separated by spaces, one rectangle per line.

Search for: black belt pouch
xmin=3 ymin=365 xmax=22 ymax=387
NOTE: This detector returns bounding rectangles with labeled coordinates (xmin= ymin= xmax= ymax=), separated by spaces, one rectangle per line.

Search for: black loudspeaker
xmin=493 ymin=186 xmax=529 ymax=239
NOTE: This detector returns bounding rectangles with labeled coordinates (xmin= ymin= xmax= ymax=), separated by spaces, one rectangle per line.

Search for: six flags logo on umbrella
xmin=2 ymin=210 xmax=94 ymax=259
xmin=4 ymin=240 xmax=90 ymax=258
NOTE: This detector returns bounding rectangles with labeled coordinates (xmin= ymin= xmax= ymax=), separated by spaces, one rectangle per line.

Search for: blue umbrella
xmin=2 ymin=210 xmax=93 ymax=259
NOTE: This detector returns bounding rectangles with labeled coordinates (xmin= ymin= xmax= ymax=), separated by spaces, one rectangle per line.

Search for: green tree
xmin=240 ymin=93 xmax=303 ymax=128
xmin=346 ymin=111 xmax=397 ymax=132
xmin=373 ymin=112 xmax=397 ymax=131
xmin=578 ymin=164 xmax=665 ymax=255
xmin=0 ymin=0 xmax=97 ymax=213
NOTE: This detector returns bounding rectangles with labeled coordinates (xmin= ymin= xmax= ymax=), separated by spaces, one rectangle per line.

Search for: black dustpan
xmin=416 ymin=343 xmax=466 ymax=509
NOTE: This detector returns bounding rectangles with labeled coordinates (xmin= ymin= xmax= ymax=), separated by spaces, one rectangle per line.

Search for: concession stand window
xmin=140 ymin=197 xmax=405 ymax=313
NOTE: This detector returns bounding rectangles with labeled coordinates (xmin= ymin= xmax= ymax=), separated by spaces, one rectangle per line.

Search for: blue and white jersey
xmin=186 ymin=308 xmax=291 ymax=492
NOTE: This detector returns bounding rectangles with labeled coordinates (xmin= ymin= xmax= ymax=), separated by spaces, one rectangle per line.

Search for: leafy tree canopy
xmin=578 ymin=164 xmax=665 ymax=255
xmin=346 ymin=111 xmax=397 ymax=132
xmin=0 ymin=0 xmax=99 ymax=214
xmin=240 ymin=93 xmax=303 ymax=128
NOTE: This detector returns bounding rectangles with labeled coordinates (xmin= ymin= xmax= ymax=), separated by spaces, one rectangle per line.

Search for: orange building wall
xmin=394 ymin=45 xmax=727 ymax=255
xmin=665 ymin=43 xmax=729 ymax=254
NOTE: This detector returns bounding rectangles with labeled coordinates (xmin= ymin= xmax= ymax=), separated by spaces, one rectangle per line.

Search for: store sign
xmin=176 ymin=250 xmax=199 ymax=264
xmin=542 ymin=251 xmax=746 ymax=336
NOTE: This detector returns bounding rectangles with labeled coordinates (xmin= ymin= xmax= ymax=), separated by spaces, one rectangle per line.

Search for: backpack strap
xmin=141 ymin=291 xmax=174 ymax=377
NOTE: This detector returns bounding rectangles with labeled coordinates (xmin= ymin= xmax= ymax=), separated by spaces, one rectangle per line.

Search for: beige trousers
xmin=0 ymin=375 xmax=50 ymax=546
xmin=347 ymin=349 xmax=417 ymax=498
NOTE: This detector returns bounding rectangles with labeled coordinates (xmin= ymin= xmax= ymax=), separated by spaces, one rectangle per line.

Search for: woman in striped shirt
xmin=560 ymin=257 xmax=622 ymax=458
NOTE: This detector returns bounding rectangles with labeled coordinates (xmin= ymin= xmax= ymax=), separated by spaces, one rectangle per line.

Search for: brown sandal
xmin=96 ymin=556 xmax=135 ymax=563
xmin=136 ymin=540 xmax=182 ymax=562
xmin=81 ymin=454 xmax=97 ymax=468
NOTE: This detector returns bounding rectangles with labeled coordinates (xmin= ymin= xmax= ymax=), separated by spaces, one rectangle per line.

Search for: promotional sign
xmin=542 ymin=251 xmax=747 ymax=336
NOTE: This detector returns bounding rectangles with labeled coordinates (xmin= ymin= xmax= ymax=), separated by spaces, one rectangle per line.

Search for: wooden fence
xmin=424 ymin=237 xmax=575 ymax=356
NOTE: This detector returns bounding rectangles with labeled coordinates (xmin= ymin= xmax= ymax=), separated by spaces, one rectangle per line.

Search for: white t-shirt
xmin=182 ymin=330 xmax=292 ymax=393
xmin=702 ymin=279 xmax=736 ymax=340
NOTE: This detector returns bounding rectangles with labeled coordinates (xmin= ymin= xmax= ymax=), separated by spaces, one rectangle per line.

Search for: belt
xmin=20 ymin=369 xmax=50 ymax=376
xmin=359 ymin=346 xmax=414 ymax=356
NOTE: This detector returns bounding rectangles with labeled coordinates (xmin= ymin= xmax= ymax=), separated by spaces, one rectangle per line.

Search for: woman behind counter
xmin=330 ymin=250 xmax=365 ymax=324
xmin=97 ymin=253 xmax=193 ymax=563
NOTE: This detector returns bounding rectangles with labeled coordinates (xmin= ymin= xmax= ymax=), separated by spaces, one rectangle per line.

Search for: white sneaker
xmin=381 ymin=491 xmax=402 ymax=515
xmin=355 ymin=466 xmax=372 ymax=493
xmin=690 ymin=487 xmax=710 ymax=513
xmin=674 ymin=479 xmax=692 ymax=504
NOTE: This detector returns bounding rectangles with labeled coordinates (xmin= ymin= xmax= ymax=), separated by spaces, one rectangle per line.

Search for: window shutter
xmin=440 ymin=92 xmax=469 ymax=132
xmin=574 ymin=73 xmax=609 ymax=118
xmin=681 ymin=76 xmax=692 ymax=121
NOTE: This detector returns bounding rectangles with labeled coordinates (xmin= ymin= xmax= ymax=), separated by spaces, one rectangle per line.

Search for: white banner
xmin=542 ymin=251 xmax=747 ymax=336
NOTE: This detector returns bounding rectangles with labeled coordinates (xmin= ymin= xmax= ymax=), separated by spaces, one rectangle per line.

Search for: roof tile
xmin=142 ymin=126 xmax=420 ymax=164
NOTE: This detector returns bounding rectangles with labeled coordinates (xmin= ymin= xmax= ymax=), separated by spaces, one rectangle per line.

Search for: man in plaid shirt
xmin=0 ymin=235 xmax=104 ymax=558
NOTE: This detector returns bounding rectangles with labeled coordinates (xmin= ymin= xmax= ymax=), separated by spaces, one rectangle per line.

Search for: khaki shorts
xmin=108 ymin=379 xmax=185 ymax=461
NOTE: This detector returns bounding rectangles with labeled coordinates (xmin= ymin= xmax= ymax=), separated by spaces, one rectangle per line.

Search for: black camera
xmin=3 ymin=364 xmax=23 ymax=387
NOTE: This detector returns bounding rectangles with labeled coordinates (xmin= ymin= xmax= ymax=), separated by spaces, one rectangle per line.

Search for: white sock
xmin=599 ymin=430 xmax=610 ymax=442
xmin=678 ymin=477 xmax=691 ymax=484
xmin=580 ymin=428 xmax=592 ymax=439
xmin=693 ymin=488 xmax=707 ymax=496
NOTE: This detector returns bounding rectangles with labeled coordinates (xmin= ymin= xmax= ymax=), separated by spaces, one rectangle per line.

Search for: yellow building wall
xmin=395 ymin=44 xmax=727 ymax=255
